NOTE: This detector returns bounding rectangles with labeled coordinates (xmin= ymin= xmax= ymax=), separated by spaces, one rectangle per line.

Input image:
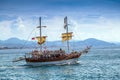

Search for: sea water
xmin=0 ymin=48 xmax=120 ymax=80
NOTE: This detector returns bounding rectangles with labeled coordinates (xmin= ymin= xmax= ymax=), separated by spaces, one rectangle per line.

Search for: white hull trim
xmin=26 ymin=58 xmax=80 ymax=66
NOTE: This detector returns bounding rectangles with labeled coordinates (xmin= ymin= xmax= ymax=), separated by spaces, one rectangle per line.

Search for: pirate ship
xmin=13 ymin=17 xmax=91 ymax=66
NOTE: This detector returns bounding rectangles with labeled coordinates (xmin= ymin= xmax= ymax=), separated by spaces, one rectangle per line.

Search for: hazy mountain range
xmin=0 ymin=37 xmax=119 ymax=49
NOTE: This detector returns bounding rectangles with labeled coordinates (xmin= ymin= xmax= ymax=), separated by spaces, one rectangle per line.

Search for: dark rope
xmin=18 ymin=28 xmax=36 ymax=53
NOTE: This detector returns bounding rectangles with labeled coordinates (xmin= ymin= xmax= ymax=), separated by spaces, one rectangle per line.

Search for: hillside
xmin=0 ymin=38 xmax=117 ymax=49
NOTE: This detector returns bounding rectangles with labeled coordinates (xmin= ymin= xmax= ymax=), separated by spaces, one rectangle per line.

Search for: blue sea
xmin=0 ymin=48 xmax=120 ymax=80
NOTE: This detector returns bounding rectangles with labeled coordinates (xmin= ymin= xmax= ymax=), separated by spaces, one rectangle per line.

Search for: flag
xmin=64 ymin=16 xmax=67 ymax=29
xmin=32 ymin=37 xmax=35 ymax=40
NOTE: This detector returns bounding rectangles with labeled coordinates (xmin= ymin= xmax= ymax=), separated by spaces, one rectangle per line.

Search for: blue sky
xmin=0 ymin=0 xmax=120 ymax=42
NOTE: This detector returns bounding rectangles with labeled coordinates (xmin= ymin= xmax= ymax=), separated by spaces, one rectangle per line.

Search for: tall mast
xmin=39 ymin=17 xmax=42 ymax=52
xmin=66 ymin=16 xmax=69 ymax=53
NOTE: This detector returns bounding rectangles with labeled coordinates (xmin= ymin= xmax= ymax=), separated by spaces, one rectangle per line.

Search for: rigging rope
xmin=18 ymin=28 xmax=36 ymax=53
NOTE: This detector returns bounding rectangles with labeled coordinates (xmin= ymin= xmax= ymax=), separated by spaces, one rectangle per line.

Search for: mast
xmin=39 ymin=17 xmax=42 ymax=52
xmin=66 ymin=17 xmax=69 ymax=53
xmin=62 ymin=16 xmax=72 ymax=53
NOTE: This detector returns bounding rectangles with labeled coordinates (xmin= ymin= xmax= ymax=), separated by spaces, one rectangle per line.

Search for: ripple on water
xmin=0 ymin=48 xmax=120 ymax=80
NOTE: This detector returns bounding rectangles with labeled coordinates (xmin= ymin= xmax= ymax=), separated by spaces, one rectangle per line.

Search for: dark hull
xmin=25 ymin=52 xmax=81 ymax=62
xmin=25 ymin=46 xmax=91 ymax=63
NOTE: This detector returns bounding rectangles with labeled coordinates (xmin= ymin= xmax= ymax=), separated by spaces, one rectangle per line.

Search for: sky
xmin=0 ymin=0 xmax=120 ymax=42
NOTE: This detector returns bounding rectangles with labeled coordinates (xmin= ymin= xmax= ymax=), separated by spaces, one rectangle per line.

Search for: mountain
xmin=81 ymin=38 xmax=115 ymax=46
xmin=0 ymin=37 xmax=117 ymax=48
xmin=0 ymin=37 xmax=35 ymax=48
xmin=4 ymin=38 xmax=24 ymax=44
xmin=114 ymin=42 xmax=120 ymax=46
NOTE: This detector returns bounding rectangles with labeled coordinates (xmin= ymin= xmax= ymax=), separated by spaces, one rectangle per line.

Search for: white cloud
xmin=0 ymin=20 xmax=13 ymax=40
xmin=42 ymin=16 xmax=64 ymax=41
xmin=70 ymin=16 xmax=120 ymax=42
xmin=0 ymin=17 xmax=37 ymax=40
xmin=0 ymin=16 xmax=120 ymax=42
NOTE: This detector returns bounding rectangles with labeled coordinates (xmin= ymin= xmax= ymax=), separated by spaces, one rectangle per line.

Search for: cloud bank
xmin=0 ymin=15 xmax=120 ymax=42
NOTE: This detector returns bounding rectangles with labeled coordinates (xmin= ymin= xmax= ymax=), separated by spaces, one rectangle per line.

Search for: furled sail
xmin=64 ymin=16 xmax=67 ymax=29
xmin=36 ymin=36 xmax=47 ymax=45
xmin=62 ymin=32 xmax=73 ymax=41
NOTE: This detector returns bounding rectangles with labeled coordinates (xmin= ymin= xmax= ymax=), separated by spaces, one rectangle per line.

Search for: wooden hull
xmin=24 ymin=46 xmax=91 ymax=66
xmin=25 ymin=53 xmax=81 ymax=62
xmin=26 ymin=58 xmax=79 ymax=66
xmin=25 ymin=53 xmax=81 ymax=66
